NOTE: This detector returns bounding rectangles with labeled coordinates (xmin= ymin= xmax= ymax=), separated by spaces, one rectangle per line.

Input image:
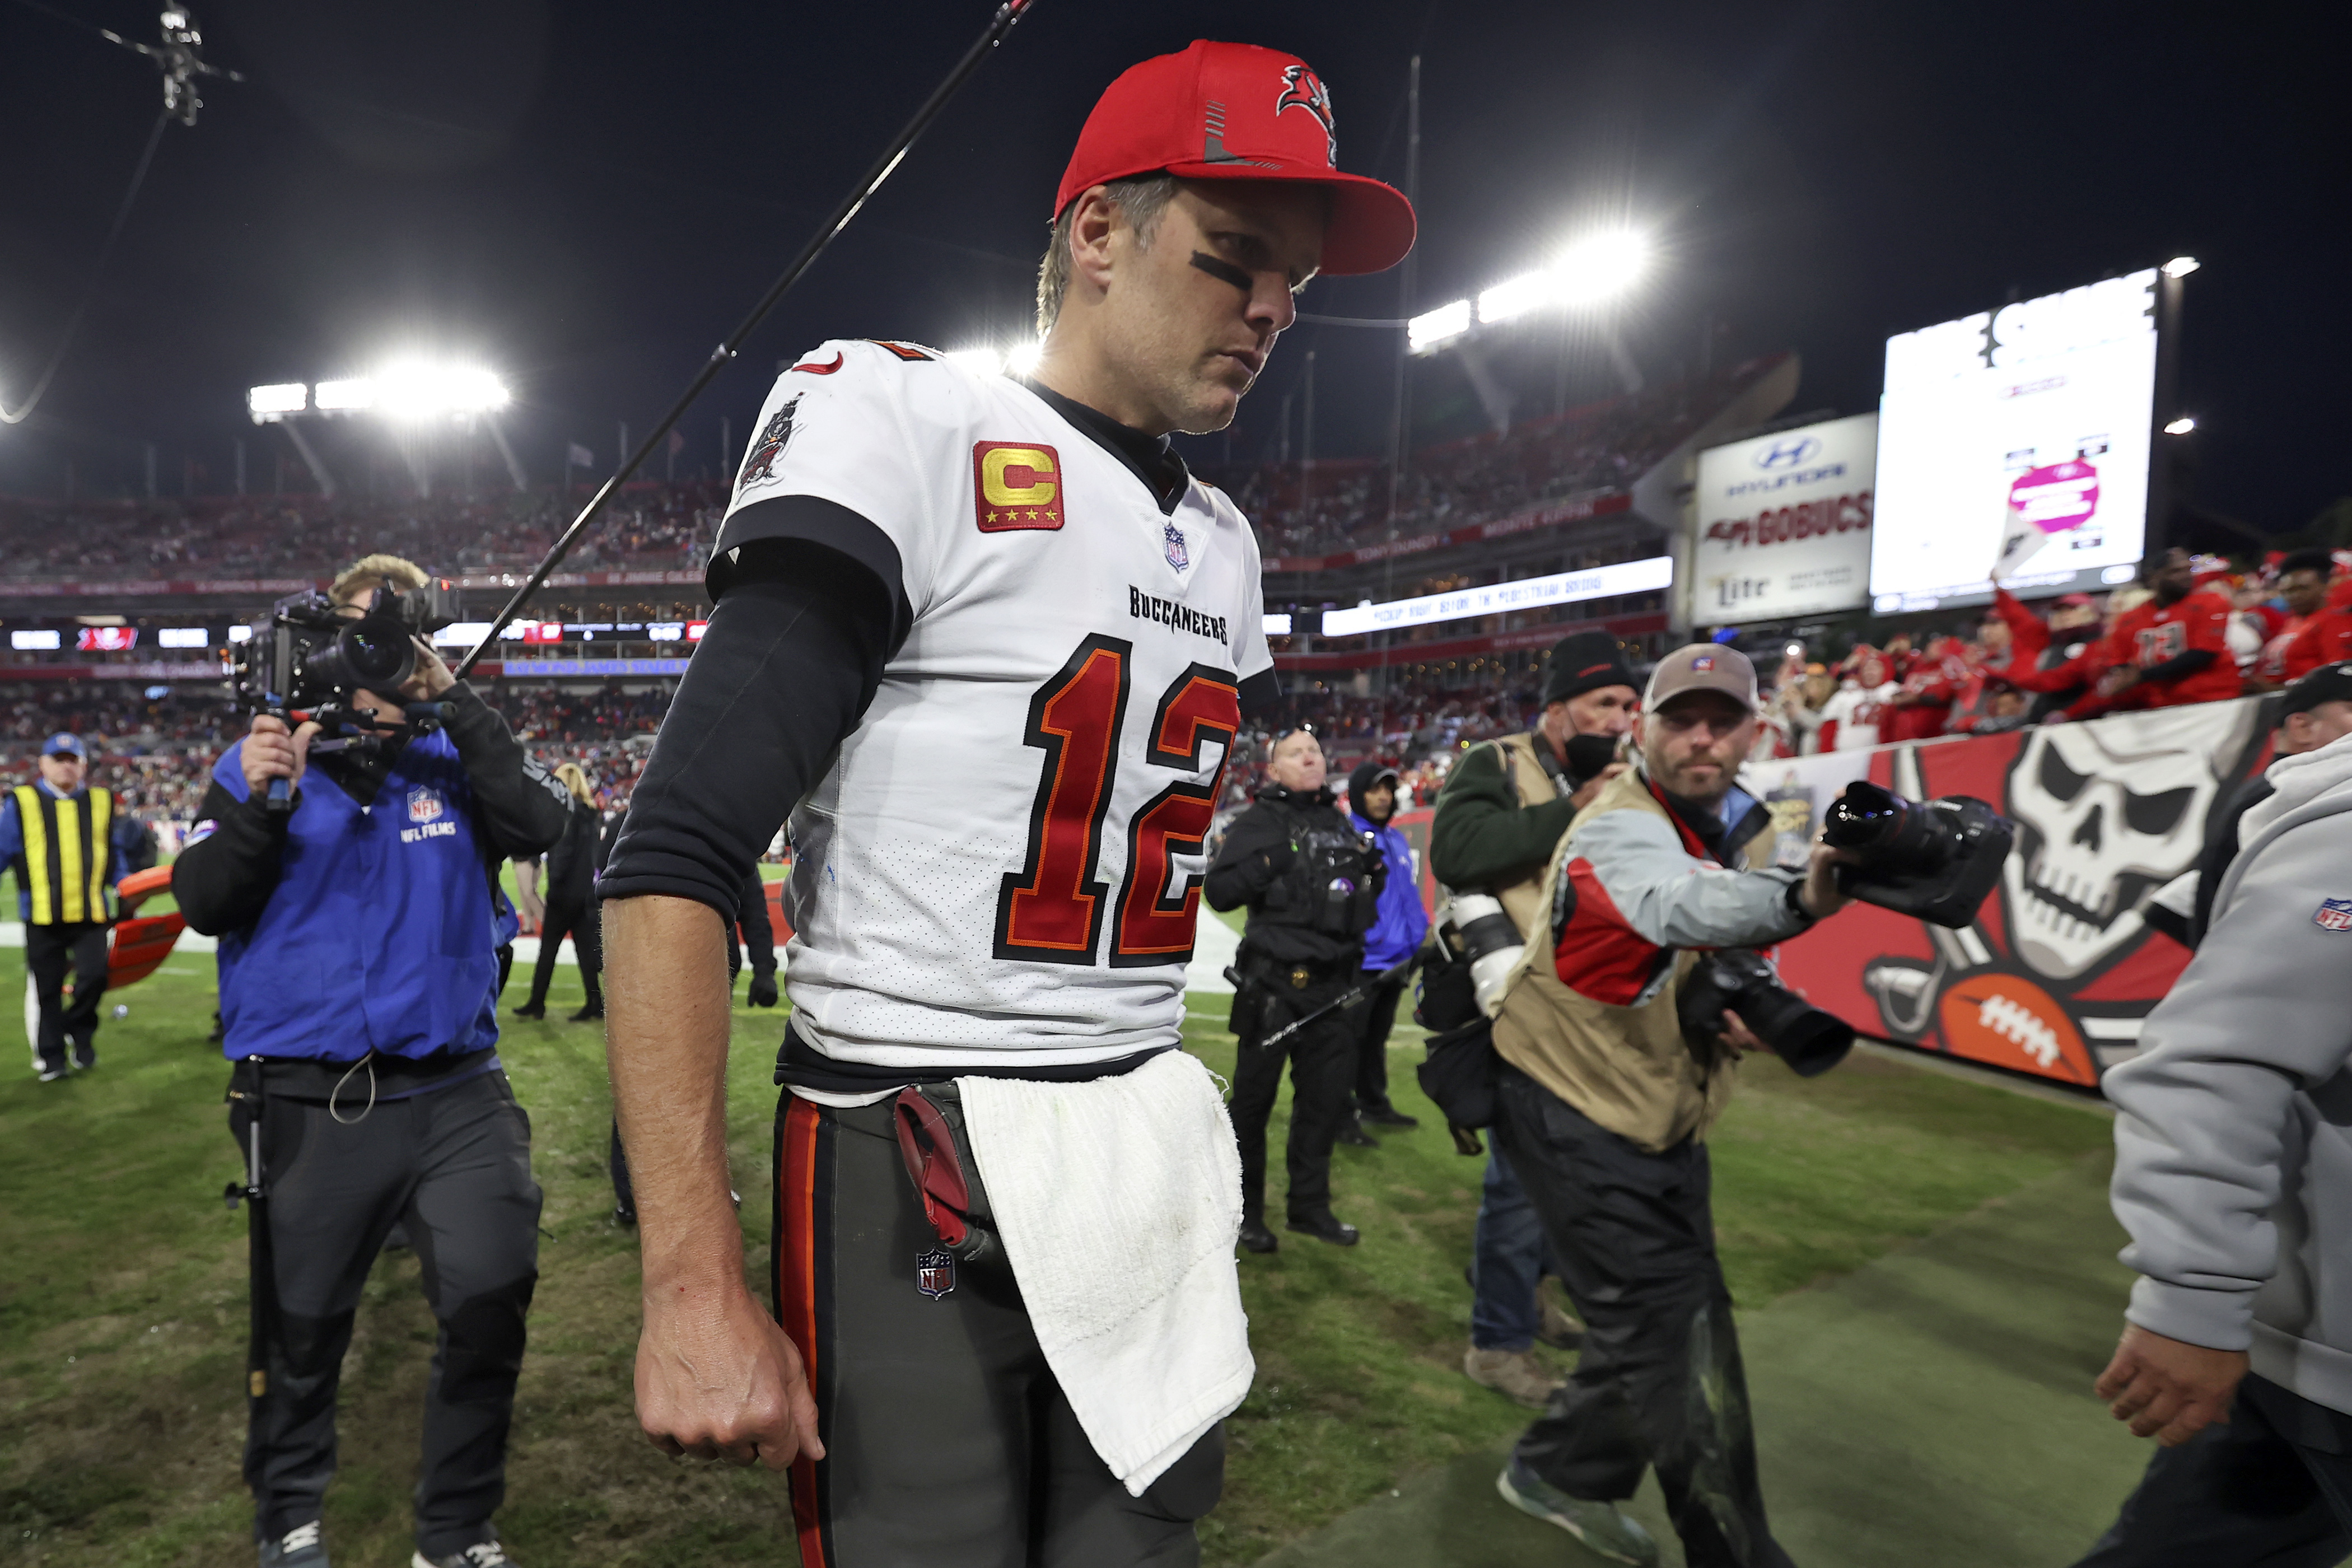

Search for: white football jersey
xmin=717 ymin=339 xmax=1273 ymax=1071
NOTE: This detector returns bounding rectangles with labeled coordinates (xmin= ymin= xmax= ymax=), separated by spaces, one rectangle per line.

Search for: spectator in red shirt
xmin=1885 ymin=633 xmax=1970 ymax=742
xmin=2251 ymin=549 xmax=2335 ymax=689
xmin=2080 ymin=548 xmax=2242 ymax=715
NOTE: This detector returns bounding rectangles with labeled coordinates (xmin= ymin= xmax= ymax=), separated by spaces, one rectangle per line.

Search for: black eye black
xmin=2038 ymin=744 xmax=2089 ymax=802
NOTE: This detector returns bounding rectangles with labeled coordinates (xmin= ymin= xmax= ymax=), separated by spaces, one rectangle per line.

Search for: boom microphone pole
xmin=451 ymin=0 xmax=1039 ymax=680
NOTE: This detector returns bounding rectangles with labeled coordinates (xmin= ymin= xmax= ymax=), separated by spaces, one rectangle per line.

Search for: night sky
xmin=1 ymin=0 xmax=2342 ymax=533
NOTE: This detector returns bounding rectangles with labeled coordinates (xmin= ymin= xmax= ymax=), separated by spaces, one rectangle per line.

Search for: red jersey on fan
xmin=2281 ymin=608 xmax=2352 ymax=681
xmin=1885 ymin=637 xmax=1967 ymax=742
xmin=2104 ymin=588 xmax=2240 ymax=706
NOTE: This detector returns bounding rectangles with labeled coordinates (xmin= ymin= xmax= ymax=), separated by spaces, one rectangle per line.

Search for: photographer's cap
xmin=2282 ymin=662 xmax=2352 ymax=718
xmin=43 ymin=731 xmax=86 ymax=759
xmin=1055 ymin=40 xmax=1416 ymax=276
xmin=1645 ymin=643 xmax=1759 ymax=714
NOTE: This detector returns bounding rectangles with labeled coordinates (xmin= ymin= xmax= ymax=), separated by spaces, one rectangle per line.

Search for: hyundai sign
xmin=1871 ymin=269 xmax=2158 ymax=610
xmin=1691 ymin=413 xmax=1876 ymax=623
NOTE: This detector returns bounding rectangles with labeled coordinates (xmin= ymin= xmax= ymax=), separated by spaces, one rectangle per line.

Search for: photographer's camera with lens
xmin=225 ymin=578 xmax=462 ymax=811
xmin=1821 ymin=780 xmax=2014 ymax=928
xmin=1677 ymin=947 xmax=1855 ymax=1077
xmin=1432 ymin=893 xmax=1524 ymax=1021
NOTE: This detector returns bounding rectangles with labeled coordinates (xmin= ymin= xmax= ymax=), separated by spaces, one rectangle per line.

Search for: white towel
xmin=958 ymin=1049 xmax=1254 ymax=1495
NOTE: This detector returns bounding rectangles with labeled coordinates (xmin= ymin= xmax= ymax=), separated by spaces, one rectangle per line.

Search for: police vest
xmin=10 ymin=784 xmax=118 ymax=926
xmin=1250 ymin=792 xmax=1379 ymax=943
xmin=211 ymin=731 xmax=501 ymax=1063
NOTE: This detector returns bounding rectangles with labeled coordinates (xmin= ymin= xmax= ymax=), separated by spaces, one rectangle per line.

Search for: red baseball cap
xmin=1055 ymin=40 xmax=1416 ymax=277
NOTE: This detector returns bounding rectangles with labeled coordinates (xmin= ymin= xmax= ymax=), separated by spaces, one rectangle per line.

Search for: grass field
xmin=0 ymin=940 xmax=2120 ymax=1566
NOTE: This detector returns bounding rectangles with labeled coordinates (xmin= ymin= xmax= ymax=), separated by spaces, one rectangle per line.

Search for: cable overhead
xmin=451 ymin=0 xmax=1041 ymax=680
xmin=0 ymin=3 xmax=243 ymax=424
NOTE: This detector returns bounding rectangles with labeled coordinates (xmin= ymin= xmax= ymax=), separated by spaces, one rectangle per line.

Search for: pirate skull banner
xmin=1746 ymin=697 xmax=2270 ymax=1087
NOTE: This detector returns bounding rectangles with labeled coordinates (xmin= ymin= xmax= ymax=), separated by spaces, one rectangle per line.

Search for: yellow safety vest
xmin=10 ymin=783 xmax=117 ymax=925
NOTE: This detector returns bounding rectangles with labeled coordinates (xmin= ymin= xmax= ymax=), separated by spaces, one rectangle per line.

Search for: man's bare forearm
xmin=604 ymin=894 xmax=743 ymax=1295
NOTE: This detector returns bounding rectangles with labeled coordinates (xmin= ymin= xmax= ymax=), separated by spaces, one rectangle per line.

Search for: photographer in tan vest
xmin=1480 ymin=643 xmax=1856 ymax=1568
xmin=1431 ymin=631 xmax=1638 ymax=1406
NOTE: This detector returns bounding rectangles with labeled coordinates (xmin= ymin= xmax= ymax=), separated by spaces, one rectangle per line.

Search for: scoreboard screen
xmin=1870 ymin=268 xmax=2159 ymax=610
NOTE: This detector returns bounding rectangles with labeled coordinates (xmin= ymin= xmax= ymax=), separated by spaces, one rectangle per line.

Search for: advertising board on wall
xmin=1691 ymin=412 xmax=1877 ymax=623
xmin=1870 ymin=268 xmax=2160 ymax=613
xmin=1747 ymin=698 xmax=2267 ymax=1088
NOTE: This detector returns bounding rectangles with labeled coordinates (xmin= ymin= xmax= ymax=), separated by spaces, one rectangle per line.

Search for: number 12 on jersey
xmin=994 ymin=633 xmax=1239 ymax=967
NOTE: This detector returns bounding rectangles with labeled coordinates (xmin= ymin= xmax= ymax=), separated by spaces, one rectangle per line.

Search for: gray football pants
xmin=773 ymin=1084 xmax=1225 ymax=1565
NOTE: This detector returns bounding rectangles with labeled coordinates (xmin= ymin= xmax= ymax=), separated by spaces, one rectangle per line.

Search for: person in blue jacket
xmin=172 ymin=554 xmax=570 ymax=1568
xmin=1345 ymin=762 xmax=1430 ymax=1138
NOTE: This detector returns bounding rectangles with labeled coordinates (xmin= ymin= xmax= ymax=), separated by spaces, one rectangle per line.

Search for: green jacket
xmin=1429 ymin=736 xmax=1580 ymax=892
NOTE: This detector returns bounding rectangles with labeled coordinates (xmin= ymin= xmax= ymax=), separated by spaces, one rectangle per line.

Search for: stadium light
xmin=946 ymin=340 xmax=1043 ymax=378
xmin=1411 ymin=230 xmax=1648 ymax=356
xmin=246 ymin=383 xmax=307 ymax=423
xmin=374 ymin=363 xmax=510 ymax=418
xmin=1408 ymin=299 xmax=1472 ymax=353
xmin=2164 ymin=416 xmax=2196 ymax=435
xmin=2161 ymin=256 xmax=2200 ymax=278
xmin=1476 ymin=271 xmax=1557 ymax=326
xmin=314 ymin=377 xmax=375 ymax=412
xmin=1552 ymin=230 xmax=1646 ymax=304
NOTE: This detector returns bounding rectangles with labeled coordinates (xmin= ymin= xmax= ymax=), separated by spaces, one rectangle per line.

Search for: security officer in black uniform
xmin=1206 ymin=724 xmax=1383 ymax=1254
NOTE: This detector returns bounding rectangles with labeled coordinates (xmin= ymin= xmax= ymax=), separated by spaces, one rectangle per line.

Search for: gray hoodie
xmin=2107 ymin=730 xmax=2352 ymax=1413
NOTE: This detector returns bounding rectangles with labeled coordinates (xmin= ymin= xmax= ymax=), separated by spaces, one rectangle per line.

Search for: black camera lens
xmin=1824 ymin=780 xmax=1952 ymax=876
xmin=339 ymin=620 xmax=413 ymax=686
xmin=297 ymin=613 xmax=417 ymax=696
xmin=1823 ymin=781 xmax=1908 ymax=850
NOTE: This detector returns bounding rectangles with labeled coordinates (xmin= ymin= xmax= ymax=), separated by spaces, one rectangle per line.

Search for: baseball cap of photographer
xmin=2281 ymin=662 xmax=2352 ymax=718
xmin=44 ymin=731 xmax=87 ymax=759
xmin=1054 ymin=40 xmax=1417 ymax=276
xmin=1644 ymin=643 xmax=1759 ymax=715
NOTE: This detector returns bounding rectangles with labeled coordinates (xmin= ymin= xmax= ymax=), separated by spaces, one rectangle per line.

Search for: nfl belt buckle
xmin=1290 ymin=965 xmax=1311 ymax=989
xmin=914 ymin=1246 xmax=955 ymax=1300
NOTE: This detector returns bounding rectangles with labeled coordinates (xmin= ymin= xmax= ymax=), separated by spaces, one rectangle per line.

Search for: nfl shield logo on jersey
xmin=1163 ymin=519 xmax=1190 ymax=571
xmin=407 ymin=786 xmax=445 ymax=824
xmin=914 ymin=1247 xmax=955 ymax=1300
xmin=2314 ymin=898 xmax=2352 ymax=933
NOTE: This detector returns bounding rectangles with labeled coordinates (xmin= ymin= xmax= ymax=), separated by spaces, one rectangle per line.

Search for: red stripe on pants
xmin=777 ymin=1094 xmax=827 ymax=1568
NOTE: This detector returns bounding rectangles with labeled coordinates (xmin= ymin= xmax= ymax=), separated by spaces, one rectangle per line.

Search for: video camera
xmin=228 ymin=581 xmax=460 ymax=715
xmin=225 ymin=580 xmax=461 ymax=812
xmin=1821 ymin=781 xmax=2014 ymax=929
xmin=1678 ymin=947 xmax=1854 ymax=1077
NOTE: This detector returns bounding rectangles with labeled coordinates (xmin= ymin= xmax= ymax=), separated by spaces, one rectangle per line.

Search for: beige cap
xmin=1644 ymin=643 xmax=1759 ymax=713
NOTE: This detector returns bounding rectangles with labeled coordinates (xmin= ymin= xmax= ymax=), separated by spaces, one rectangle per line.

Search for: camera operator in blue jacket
xmin=173 ymin=554 xmax=570 ymax=1568
xmin=1344 ymin=762 xmax=1429 ymax=1138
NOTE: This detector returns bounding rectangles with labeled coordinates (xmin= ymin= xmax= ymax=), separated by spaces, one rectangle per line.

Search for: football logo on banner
xmin=973 ymin=442 xmax=1064 ymax=532
xmin=1754 ymin=697 xmax=2270 ymax=1090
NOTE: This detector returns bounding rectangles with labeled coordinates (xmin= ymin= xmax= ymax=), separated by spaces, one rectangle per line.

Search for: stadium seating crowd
xmin=1220 ymin=364 xmax=1756 ymax=559
xmin=0 ymin=483 xmax=727 ymax=579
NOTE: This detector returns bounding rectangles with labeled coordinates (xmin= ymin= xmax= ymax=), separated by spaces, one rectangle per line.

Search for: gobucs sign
xmin=1747 ymin=697 xmax=2270 ymax=1089
xmin=1690 ymin=412 xmax=1877 ymax=623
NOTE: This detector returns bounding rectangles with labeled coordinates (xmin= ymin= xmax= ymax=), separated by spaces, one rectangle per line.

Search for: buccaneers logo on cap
xmin=737 ymin=396 xmax=801 ymax=492
xmin=1275 ymin=64 xmax=1336 ymax=167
